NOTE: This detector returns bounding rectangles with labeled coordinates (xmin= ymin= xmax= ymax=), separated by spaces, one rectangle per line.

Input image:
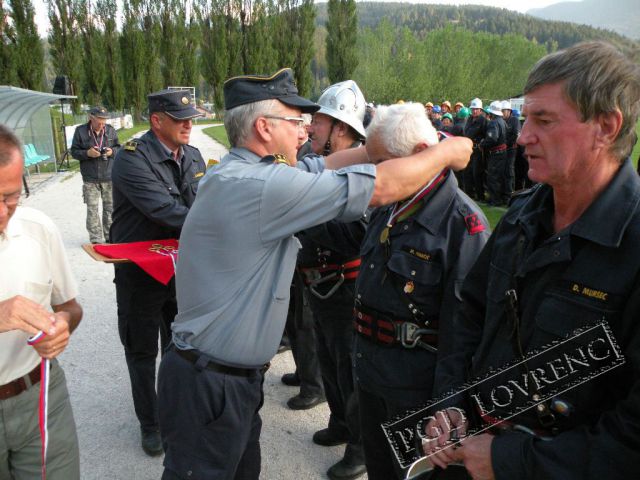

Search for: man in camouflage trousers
xmin=70 ymin=106 xmax=120 ymax=243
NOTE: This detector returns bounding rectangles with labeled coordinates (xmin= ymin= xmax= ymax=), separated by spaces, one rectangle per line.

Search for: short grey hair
xmin=525 ymin=41 xmax=640 ymax=161
xmin=0 ymin=123 xmax=23 ymax=167
xmin=365 ymin=102 xmax=438 ymax=157
xmin=224 ymin=99 xmax=280 ymax=147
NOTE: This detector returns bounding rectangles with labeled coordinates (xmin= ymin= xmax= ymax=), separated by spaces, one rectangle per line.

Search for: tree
xmin=0 ymin=0 xmax=17 ymax=85
xmin=245 ymin=0 xmax=278 ymax=73
xmin=48 ymin=0 xmax=84 ymax=107
xmin=197 ymin=0 xmax=229 ymax=112
xmin=8 ymin=0 xmax=44 ymax=90
xmin=291 ymin=0 xmax=315 ymax=96
xmin=325 ymin=0 xmax=358 ymax=83
xmin=78 ymin=0 xmax=106 ymax=105
xmin=159 ymin=0 xmax=186 ymax=87
xmin=96 ymin=0 xmax=124 ymax=110
xmin=121 ymin=0 xmax=147 ymax=118
xmin=182 ymin=10 xmax=200 ymax=89
xmin=140 ymin=0 xmax=162 ymax=93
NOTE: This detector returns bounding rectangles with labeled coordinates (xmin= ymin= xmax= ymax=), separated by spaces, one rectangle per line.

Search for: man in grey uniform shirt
xmin=157 ymin=68 xmax=473 ymax=480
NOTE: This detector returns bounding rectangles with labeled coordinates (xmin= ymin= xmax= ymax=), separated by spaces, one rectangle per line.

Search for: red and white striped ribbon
xmin=27 ymin=331 xmax=50 ymax=480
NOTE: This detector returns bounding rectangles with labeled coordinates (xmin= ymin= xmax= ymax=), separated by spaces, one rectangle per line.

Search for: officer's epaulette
xmin=260 ymin=154 xmax=290 ymax=166
xmin=124 ymin=140 xmax=138 ymax=152
xmin=184 ymin=144 xmax=201 ymax=153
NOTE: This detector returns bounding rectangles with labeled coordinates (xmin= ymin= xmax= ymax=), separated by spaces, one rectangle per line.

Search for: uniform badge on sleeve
xmin=124 ymin=140 xmax=137 ymax=152
xmin=464 ymin=213 xmax=486 ymax=235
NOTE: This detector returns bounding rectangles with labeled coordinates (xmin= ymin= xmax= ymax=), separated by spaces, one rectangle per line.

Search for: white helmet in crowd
xmin=488 ymin=101 xmax=503 ymax=117
xmin=316 ymin=80 xmax=367 ymax=138
xmin=469 ymin=98 xmax=483 ymax=109
xmin=501 ymin=100 xmax=512 ymax=110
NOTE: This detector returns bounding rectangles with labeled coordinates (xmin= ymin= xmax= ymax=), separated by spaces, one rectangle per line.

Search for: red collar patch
xmin=464 ymin=213 xmax=486 ymax=235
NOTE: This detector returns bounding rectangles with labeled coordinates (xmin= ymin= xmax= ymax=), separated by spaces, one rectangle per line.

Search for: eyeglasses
xmin=263 ymin=115 xmax=306 ymax=128
xmin=0 ymin=191 xmax=21 ymax=208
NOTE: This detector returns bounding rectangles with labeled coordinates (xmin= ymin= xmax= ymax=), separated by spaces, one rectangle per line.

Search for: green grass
xmin=118 ymin=122 xmax=150 ymax=142
xmin=478 ymin=202 xmax=507 ymax=230
xmin=202 ymin=125 xmax=230 ymax=148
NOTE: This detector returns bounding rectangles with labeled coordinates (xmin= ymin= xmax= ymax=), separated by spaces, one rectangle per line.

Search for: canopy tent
xmin=0 ymin=86 xmax=76 ymax=169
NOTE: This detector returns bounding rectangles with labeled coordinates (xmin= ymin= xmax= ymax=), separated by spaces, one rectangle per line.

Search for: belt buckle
xmin=399 ymin=322 xmax=422 ymax=348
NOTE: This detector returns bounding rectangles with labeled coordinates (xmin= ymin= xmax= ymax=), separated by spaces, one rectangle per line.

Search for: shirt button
xmin=356 ymin=353 xmax=362 ymax=359
xmin=403 ymin=225 xmax=409 ymax=230
xmin=370 ymin=263 xmax=375 ymax=269
xmin=411 ymin=270 xmax=416 ymax=276
xmin=553 ymin=250 xmax=560 ymax=257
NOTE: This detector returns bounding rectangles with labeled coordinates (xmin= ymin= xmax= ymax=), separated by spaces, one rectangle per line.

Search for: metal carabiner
xmin=310 ymin=273 xmax=345 ymax=300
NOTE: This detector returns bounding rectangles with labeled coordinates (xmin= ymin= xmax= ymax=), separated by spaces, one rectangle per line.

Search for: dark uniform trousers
xmin=355 ymin=336 xmax=436 ymax=480
xmin=308 ymin=282 xmax=364 ymax=464
xmin=504 ymin=145 xmax=517 ymax=201
xmin=514 ymin=144 xmax=532 ymax=191
xmin=486 ymin=149 xmax=508 ymax=206
xmin=115 ymin=263 xmax=176 ymax=431
xmin=284 ymin=270 xmax=324 ymax=398
xmin=470 ymin=147 xmax=486 ymax=201
xmin=158 ymin=349 xmax=263 ymax=480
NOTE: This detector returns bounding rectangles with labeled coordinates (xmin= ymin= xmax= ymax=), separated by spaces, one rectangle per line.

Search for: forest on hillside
xmin=316 ymin=2 xmax=640 ymax=58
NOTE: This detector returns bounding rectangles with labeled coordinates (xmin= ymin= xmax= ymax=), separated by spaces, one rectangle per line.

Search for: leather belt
xmin=174 ymin=347 xmax=267 ymax=377
xmin=299 ymin=258 xmax=361 ymax=285
xmin=353 ymin=306 xmax=438 ymax=352
xmin=489 ymin=144 xmax=507 ymax=153
xmin=0 ymin=362 xmax=44 ymax=401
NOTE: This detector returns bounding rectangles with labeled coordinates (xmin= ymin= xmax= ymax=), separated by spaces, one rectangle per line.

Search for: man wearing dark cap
xmin=157 ymin=68 xmax=472 ymax=479
xmin=70 ymin=106 xmax=120 ymax=243
xmin=111 ymin=89 xmax=205 ymax=456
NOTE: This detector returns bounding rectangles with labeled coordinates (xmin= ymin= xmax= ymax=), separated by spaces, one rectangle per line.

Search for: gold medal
xmin=379 ymin=227 xmax=390 ymax=243
xmin=404 ymin=281 xmax=415 ymax=294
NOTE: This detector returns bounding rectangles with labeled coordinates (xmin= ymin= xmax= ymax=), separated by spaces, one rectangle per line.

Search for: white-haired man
xmin=352 ymin=102 xmax=490 ymax=479
xmin=157 ymin=69 xmax=473 ymax=480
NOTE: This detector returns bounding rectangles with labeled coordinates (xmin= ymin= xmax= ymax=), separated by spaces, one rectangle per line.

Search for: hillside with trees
xmin=316 ymin=2 xmax=639 ymax=59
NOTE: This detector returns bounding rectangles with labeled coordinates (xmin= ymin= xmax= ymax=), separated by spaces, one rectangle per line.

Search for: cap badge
xmin=181 ymin=96 xmax=189 ymax=105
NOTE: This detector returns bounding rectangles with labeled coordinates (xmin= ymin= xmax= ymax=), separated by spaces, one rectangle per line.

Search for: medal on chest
xmin=379 ymin=227 xmax=390 ymax=244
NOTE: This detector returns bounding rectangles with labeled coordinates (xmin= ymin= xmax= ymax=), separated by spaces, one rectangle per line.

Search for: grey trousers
xmin=0 ymin=360 xmax=80 ymax=479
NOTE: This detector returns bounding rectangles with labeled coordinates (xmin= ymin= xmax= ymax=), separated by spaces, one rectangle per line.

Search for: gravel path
xmin=20 ymin=125 xmax=358 ymax=479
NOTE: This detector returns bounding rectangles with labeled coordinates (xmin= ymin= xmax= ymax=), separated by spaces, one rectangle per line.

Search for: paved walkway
xmin=20 ymin=126 xmax=362 ymax=479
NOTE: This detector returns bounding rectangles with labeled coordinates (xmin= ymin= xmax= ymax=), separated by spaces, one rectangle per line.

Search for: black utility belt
xmin=353 ymin=306 xmax=438 ymax=353
xmin=174 ymin=347 xmax=269 ymax=377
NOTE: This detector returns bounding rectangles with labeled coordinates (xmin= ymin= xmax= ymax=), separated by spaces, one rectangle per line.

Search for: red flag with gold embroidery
xmin=94 ymin=240 xmax=179 ymax=285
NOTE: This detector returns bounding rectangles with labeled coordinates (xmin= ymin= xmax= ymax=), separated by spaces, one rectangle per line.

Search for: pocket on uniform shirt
xmin=386 ymin=251 xmax=442 ymax=308
xmin=23 ymin=280 xmax=53 ymax=306
xmin=532 ymin=291 xmax=617 ymax=346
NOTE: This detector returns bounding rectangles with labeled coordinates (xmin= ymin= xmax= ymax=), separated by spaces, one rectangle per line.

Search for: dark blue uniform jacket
xmin=110 ymin=130 xmax=205 ymax=243
xmin=437 ymin=159 xmax=640 ymax=479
